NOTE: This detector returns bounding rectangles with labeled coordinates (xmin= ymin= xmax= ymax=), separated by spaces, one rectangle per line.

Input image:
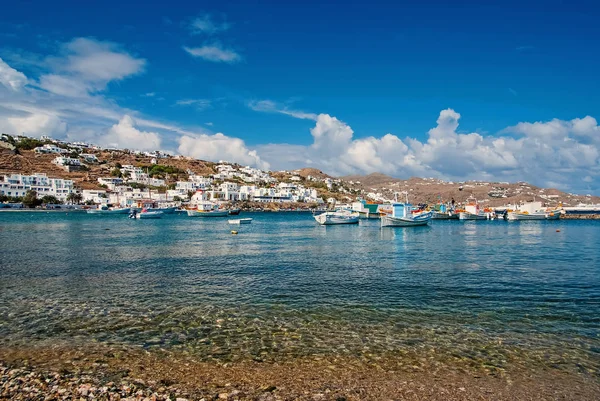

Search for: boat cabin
xmin=391 ymin=203 xmax=412 ymax=218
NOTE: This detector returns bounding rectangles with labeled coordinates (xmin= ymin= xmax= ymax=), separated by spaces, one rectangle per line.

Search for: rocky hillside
xmin=2 ymin=147 xmax=599 ymax=207
xmin=0 ymin=150 xmax=215 ymax=190
xmin=342 ymin=173 xmax=600 ymax=207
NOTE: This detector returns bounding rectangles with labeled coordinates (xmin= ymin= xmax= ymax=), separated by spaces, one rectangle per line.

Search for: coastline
xmin=2 ymin=345 xmax=599 ymax=400
xmin=2 ymin=208 xmax=600 ymax=219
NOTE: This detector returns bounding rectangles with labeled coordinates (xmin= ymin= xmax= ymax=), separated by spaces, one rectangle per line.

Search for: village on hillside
xmin=1 ymin=133 xmax=599 ymax=209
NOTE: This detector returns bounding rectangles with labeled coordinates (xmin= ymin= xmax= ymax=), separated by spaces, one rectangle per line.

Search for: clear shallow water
xmin=1 ymin=212 xmax=599 ymax=373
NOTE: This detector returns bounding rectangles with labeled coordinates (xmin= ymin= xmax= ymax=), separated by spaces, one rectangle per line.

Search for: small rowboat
xmin=228 ymin=218 xmax=253 ymax=224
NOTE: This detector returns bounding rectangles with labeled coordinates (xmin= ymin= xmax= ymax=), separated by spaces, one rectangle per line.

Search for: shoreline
xmin=1 ymin=345 xmax=599 ymax=400
xmin=2 ymin=208 xmax=600 ymax=219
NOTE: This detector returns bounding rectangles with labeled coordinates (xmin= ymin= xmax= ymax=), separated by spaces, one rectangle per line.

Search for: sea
xmin=1 ymin=211 xmax=599 ymax=375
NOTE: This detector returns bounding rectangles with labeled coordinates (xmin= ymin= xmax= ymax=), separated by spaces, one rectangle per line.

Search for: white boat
xmin=314 ymin=210 xmax=359 ymax=225
xmin=87 ymin=205 xmax=130 ymax=214
xmin=186 ymin=201 xmax=229 ymax=217
xmin=380 ymin=201 xmax=432 ymax=227
xmin=143 ymin=206 xmax=176 ymax=214
xmin=228 ymin=218 xmax=253 ymax=224
xmin=432 ymin=211 xmax=459 ymax=220
xmin=132 ymin=210 xmax=163 ymax=219
xmin=459 ymin=211 xmax=488 ymax=220
xmin=506 ymin=201 xmax=562 ymax=221
xmin=458 ymin=197 xmax=489 ymax=220
xmin=506 ymin=210 xmax=561 ymax=221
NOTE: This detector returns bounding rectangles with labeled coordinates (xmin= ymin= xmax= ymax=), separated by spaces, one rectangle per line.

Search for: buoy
xmin=231 ymin=230 xmax=238 ymax=235
xmin=556 ymin=229 xmax=560 ymax=232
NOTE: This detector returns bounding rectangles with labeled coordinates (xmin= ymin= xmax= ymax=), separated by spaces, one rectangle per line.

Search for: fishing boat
xmin=314 ymin=210 xmax=359 ymax=225
xmin=381 ymin=204 xmax=432 ymax=227
xmin=380 ymin=194 xmax=432 ymax=227
xmin=458 ymin=197 xmax=488 ymax=220
xmin=228 ymin=218 xmax=252 ymax=224
xmin=130 ymin=209 xmax=163 ymax=219
xmin=87 ymin=205 xmax=130 ymax=214
xmin=228 ymin=208 xmax=241 ymax=215
xmin=132 ymin=200 xmax=177 ymax=214
xmin=431 ymin=203 xmax=459 ymax=220
xmin=187 ymin=201 xmax=229 ymax=217
xmin=506 ymin=201 xmax=561 ymax=221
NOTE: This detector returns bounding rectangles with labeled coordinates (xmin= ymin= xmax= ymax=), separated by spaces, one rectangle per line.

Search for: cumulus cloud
xmin=39 ymin=38 xmax=145 ymax=97
xmin=183 ymin=44 xmax=241 ymax=63
xmin=3 ymin=112 xmax=68 ymax=137
xmin=178 ymin=133 xmax=269 ymax=170
xmin=257 ymin=109 xmax=600 ymax=193
xmin=100 ymin=115 xmax=161 ymax=151
xmin=0 ymin=57 xmax=27 ymax=91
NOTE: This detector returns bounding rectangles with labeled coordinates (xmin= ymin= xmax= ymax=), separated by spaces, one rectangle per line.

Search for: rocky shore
xmin=1 ymin=346 xmax=599 ymax=400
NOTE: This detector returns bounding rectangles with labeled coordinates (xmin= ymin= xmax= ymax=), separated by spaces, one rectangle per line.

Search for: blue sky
xmin=1 ymin=0 xmax=600 ymax=193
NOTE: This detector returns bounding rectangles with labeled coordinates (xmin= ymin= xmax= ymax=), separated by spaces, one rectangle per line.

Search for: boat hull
xmin=459 ymin=212 xmax=487 ymax=220
xmin=136 ymin=211 xmax=163 ymax=219
xmin=229 ymin=218 xmax=252 ymax=224
xmin=228 ymin=209 xmax=241 ymax=215
xmin=381 ymin=213 xmax=432 ymax=227
xmin=142 ymin=206 xmax=176 ymax=214
xmin=187 ymin=209 xmax=229 ymax=217
xmin=314 ymin=213 xmax=359 ymax=225
xmin=87 ymin=208 xmax=130 ymax=214
xmin=432 ymin=212 xmax=459 ymax=220
xmin=507 ymin=211 xmax=561 ymax=221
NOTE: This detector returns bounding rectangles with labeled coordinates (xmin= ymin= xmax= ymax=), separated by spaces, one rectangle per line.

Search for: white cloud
xmin=178 ymin=133 xmax=269 ymax=170
xmin=189 ymin=14 xmax=231 ymax=35
xmin=183 ymin=44 xmax=241 ymax=63
xmin=0 ymin=57 xmax=27 ymax=91
xmin=3 ymin=112 xmax=68 ymax=137
xmin=39 ymin=38 xmax=145 ymax=97
xmin=256 ymin=109 xmax=600 ymax=193
xmin=248 ymin=100 xmax=318 ymax=120
xmin=175 ymin=98 xmax=212 ymax=110
xmin=100 ymin=115 xmax=161 ymax=151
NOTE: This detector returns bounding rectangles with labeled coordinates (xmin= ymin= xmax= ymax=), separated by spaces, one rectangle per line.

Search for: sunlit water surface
xmin=1 ymin=212 xmax=598 ymax=374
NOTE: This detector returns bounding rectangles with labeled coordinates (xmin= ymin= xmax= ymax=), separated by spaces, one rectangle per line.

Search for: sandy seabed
xmin=1 ymin=345 xmax=599 ymax=401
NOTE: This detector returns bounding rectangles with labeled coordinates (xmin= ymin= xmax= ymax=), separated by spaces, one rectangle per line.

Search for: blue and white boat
xmin=314 ymin=210 xmax=359 ymax=225
xmin=381 ymin=202 xmax=432 ymax=227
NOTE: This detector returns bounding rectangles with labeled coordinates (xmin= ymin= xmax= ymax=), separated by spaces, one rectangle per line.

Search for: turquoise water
xmin=0 ymin=212 xmax=599 ymax=373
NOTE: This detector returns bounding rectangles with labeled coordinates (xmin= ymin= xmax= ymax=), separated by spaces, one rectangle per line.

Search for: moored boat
xmin=228 ymin=208 xmax=241 ymax=215
xmin=132 ymin=200 xmax=177 ymax=214
xmin=314 ymin=210 xmax=359 ymax=225
xmin=431 ymin=203 xmax=459 ymax=220
xmin=505 ymin=201 xmax=562 ymax=221
xmin=87 ymin=205 xmax=130 ymax=214
xmin=228 ymin=218 xmax=252 ymax=224
xmin=130 ymin=209 xmax=163 ymax=219
xmin=187 ymin=201 xmax=229 ymax=217
xmin=380 ymin=201 xmax=432 ymax=227
xmin=432 ymin=211 xmax=459 ymax=219
xmin=458 ymin=197 xmax=488 ymax=220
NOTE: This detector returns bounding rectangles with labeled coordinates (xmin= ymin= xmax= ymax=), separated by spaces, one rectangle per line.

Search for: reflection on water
xmin=0 ymin=212 xmax=599 ymax=375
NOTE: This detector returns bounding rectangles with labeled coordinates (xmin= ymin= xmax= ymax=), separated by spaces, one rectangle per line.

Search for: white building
xmin=53 ymin=156 xmax=81 ymax=167
xmin=121 ymin=165 xmax=166 ymax=187
xmin=34 ymin=144 xmax=68 ymax=154
xmin=80 ymin=153 xmax=99 ymax=163
xmin=0 ymin=173 xmax=75 ymax=201
xmin=98 ymin=177 xmax=124 ymax=188
xmin=81 ymin=189 xmax=108 ymax=204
